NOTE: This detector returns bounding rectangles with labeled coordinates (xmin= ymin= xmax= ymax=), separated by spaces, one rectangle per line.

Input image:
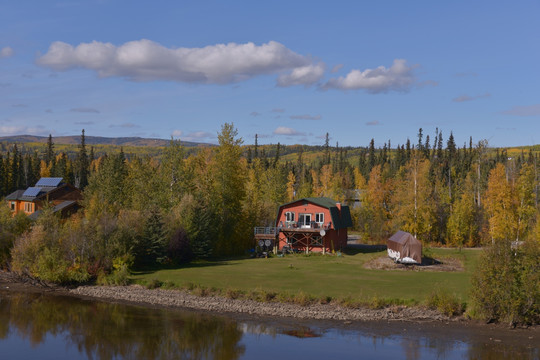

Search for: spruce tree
xmin=3 ymin=152 xmax=10 ymax=195
xmin=368 ymin=138 xmax=376 ymax=171
xmin=10 ymin=145 xmax=19 ymax=192
xmin=134 ymin=210 xmax=167 ymax=267
xmin=324 ymin=132 xmax=330 ymax=165
xmin=0 ymin=154 xmax=4 ymax=197
xmin=75 ymin=129 xmax=89 ymax=189
xmin=274 ymin=142 xmax=281 ymax=167
xmin=417 ymin=128 xmax=424 ymax=153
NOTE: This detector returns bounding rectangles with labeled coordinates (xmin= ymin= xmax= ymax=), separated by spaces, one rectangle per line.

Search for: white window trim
xmin=315 ymin=213 xmax=324 ymax=224
xmin=299 ymin=213 xmax=312 ymax=228
xmin=285 ymin=211 xmax=295 ymax=222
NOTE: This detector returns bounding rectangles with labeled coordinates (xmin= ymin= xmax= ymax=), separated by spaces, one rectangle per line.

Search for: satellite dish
xmin=258 ymin=240 xmax=264 ymax=247
xmin=265 ymin=240 xmax=272 ymax=247
xmin=320 ymin=229 xmax=326 ymax=237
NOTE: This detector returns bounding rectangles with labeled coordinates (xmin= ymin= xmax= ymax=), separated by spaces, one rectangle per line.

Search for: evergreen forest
xmin=1 ymin=124 xmax=539 ymax=284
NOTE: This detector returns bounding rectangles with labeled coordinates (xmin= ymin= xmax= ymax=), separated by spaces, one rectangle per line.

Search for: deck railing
xmin=278 ymin=221 xmax=331 ymax=230
xmin=254 ymin=227 xmax=277 ymax=235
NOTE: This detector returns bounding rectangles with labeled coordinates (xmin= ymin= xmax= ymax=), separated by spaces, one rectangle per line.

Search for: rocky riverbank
xmin=69 ymin=284 xmax=449 ymax=322
xmin=0 ymin=270 xmax=451 ymax=322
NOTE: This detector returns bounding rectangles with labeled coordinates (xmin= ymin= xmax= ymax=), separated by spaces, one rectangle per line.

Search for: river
xmin=0 ymin=288 xmax=537 ymax=359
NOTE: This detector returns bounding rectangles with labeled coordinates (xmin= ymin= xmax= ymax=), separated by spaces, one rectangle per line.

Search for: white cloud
xmin=182 ymin=131 xmax=214 ymax=142
xmin=37 ymin=39 xmax=321 ymax=85
xmin=0 ymin=47 xmax=14 ymax=58
xmin=453 ymin=93 xmax=490 ymax=102
xmin=109 ymin=122 xmax=138 ymax=128
xmin=273 ymin=126 xmax=305 ymax=136
xmin=366 ymin=120 xmax=381 ymax=126
xmin=0 ymin=125 xmax=46 ymax=136
xmin=272 ymin=108 xmax=285 ymax=113
xmin=330 ymin=64 xmax=343 ymax=73
xmin=277 ymin=62 xmax=325 ymax=87
xmin=501 ymin=104 xmax=540 ymax=117
xmin=323 ymin=59 xmax=416 ymax=93
xmin=171 ymin=130 xmax=183 ymax=137
xmin=70 ymin=107 xmax=100 ymax=113
xmin=250 ymin=111 xmax=261 ymax=117
xmin=290 ymin=114 xmax=321 ymax=120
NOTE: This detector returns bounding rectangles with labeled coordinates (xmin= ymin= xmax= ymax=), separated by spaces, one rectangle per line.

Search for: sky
xmin=1 ymin=0 xmax=539 ymax=148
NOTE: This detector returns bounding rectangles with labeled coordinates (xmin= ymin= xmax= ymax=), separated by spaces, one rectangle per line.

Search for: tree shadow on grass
xmin=131 ymin=259 xmax=243 ymax=276
xmin=344 ymin=244 xmax=387 ymax=255
xmin=421 ymin=257 xmax=442 ymax=266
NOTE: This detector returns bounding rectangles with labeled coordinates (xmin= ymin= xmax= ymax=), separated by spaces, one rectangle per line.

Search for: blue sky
xmin=1 ymin=0 xmax=539 ymax=147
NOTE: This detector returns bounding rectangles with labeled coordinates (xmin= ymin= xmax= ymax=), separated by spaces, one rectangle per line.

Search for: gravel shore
xmin=0 ymin=270 xmax=450 ymax=322
xmin=69 ymin=284 xmax=449 ymax=322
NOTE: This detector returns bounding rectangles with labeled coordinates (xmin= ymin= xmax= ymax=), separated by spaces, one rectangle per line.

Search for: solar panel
xmin=35 ymin=177 xmax=63 ymax=187
xmin=22 ymin=187 xmax=42 ymax=197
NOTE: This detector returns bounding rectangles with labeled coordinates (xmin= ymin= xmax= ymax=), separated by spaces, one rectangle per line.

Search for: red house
xmin=275 ymin=197 xmax=352 ymax=253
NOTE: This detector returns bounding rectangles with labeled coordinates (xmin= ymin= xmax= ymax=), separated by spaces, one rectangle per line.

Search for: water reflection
xmin=0 ymin=290 xmax=244 ymax=360
xmin=0 ymin=289 xmax=537 ymax=360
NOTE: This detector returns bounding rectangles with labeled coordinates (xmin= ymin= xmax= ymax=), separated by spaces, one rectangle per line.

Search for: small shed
xmin=387 ymin=231 xmax=422 ymax=264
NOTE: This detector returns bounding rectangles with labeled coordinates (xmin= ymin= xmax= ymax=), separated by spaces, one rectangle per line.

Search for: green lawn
xmin=132 ymin=248 xmax=481 ymax=304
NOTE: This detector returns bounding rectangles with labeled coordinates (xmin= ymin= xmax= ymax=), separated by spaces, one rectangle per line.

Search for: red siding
xmin=276 ymin=200 xmax=347 ymax=253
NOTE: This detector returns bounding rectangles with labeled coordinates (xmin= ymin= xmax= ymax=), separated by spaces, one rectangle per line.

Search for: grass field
xmin=132 ymin=248 xmax=481 ymax=305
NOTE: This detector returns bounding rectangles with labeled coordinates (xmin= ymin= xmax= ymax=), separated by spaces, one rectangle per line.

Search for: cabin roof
xmin=4 ymin=177 xmax=69 ymax=202
xmin=279 ymin=197 xmax=337 ymax=209
xmin=5 ymin=190 xmax=25 ymax=201
xmin=28 ymin=200 xmax=78 ymax=220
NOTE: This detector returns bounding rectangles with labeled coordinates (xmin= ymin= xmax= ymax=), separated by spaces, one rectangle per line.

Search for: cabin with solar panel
xmin=253 ymin=197 xmax=352 ymax=255
xmin=4 ymin=177 xmax=82 ymax=219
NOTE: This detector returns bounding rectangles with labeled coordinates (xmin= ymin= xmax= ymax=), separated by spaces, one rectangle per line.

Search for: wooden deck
xmin=253 ymin=227 xmax=277 ymax=240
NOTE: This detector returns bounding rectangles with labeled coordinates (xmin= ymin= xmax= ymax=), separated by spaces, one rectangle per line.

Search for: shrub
xmin=470 ymin=240 xmax=539 ymax=326
xmin=146 ymin=278 xmax=163 ymax=289
xmin=293 ymin=291 xmax=315 ymax=306
xmin=224 ymin=288 xmax=244 ymax=299
xmin=1 ymin=206 xmax=31 ymax=269
xmin=318 ymin=295 xmax=333 ymax=304
xmin=96 ymin=268 xmax=130 ymax=286
xmin=426 ymin=288 xmax=465 ymax=316
xmin=245 ymin=288 xmax=279 ymax=302
xmin=338 ymin=296 xmax=361 ymax=309
xmin=162 ymin=280 xmax=176 ymax=289
xmin=192 ymin=285 xmax=210 ymax=297
xmin=368 ymin=296 xmax=408 ymax=309
xmin=0 ymin=229 xmax=14 ymax=269
xmin=167 ymin=227 xmax=193 ymax=264
xmin=33 ymin=247 xmax=71 ymax=283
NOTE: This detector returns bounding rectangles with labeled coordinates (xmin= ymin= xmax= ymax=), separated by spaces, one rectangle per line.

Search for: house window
xmin=285 ymin=211 xmax=295 ymax=222
xmin=24 ymin=202 xmax=33 ymax=213
xmin=10 ymin=202 xmax=16 ymax=211
xmin=315 ymin=213 xmax=324 ymax=224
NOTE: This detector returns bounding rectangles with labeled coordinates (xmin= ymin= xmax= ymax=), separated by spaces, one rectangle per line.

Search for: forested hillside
xmin=1 ymin=125 xmax=540 ymax=285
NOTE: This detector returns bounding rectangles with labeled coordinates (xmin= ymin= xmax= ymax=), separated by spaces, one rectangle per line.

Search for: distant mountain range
xmin=0 ymin=135 xmax=214 ymax=148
